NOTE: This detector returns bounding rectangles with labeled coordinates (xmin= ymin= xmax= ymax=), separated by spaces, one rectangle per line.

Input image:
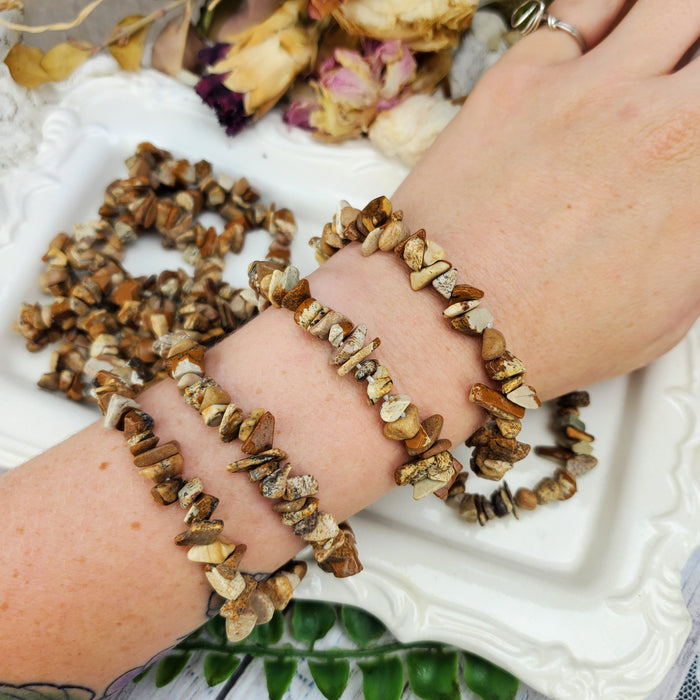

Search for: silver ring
xmin=511 ymin=1 xmax=588 ymax=53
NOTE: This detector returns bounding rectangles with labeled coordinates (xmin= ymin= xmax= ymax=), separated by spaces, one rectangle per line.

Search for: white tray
xmin=0 ymin=69 xmax=698 ymax=700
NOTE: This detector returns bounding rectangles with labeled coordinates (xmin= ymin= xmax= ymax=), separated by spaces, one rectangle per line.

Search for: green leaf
xmin=250 ymin=610 xmax=284 ymax=646
xmin=358 ymin=656 xmax=404 ymax=700
xmin=264 ymin=657 xmax=297 ymax=700
xmin=154 ymin=651 xmax=191 ymax=687
xmin=341 ymin=605 xmax=386 ymax=645
xmin=291 ymin=600 xmax=336 ymax=646
xmin=406 ymin=649 xmax=460 ymax=700
xmin=463 ymin=652 xmax=519 ymax=700
xmin=308 ymin=658 xmax=351 ymax=700
xmin=203 ymin=652 xmax=240 ymax=686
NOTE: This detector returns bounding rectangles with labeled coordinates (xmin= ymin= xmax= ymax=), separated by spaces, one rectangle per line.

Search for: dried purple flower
xmin=195 ymin=74 xmax=249 ymax=136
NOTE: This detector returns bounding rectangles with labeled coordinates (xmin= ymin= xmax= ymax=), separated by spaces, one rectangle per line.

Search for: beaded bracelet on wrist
xmin=152 ymin=330 xmax=362 ymax=578
xmin=92 ymin=368 xmax=306 ymax=642
xmin=298 ymin=196 xmax=599 ymax=524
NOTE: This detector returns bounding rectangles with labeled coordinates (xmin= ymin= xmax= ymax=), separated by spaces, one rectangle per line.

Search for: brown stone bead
xmin=293 ymin=511 xmax=319 ymax=537
xmin=241 ymin=410 xmax=275 ymax=454
xmin=557 ymin=391 xmax=590 ymax=408
xmin=450 ymin=284 xmax=484 ymax=302
xmin=312 ymin=529 xmax=346 ymax=562
xmin=433 ymin=456 xmax=463 ymax=500
xmin=184 ymin=377 xmax=216 ymax=410
xmin=401 ymin=234 xmax=427 ymax=271
xmin=227 ymin=448 xmax=287 ymax=473
xmin=139 ymin=453 xmax=184 ymax=482
xmin=151 ymin=477 xmax=185 ymax=505
xmin=217 ymin=544 xmax=247 ymax=579
xmin=272 ymin=496 xmax=307 ymax=513
xmin=123 ymin=409 xmax=154 ymax=439
xmin=420 ymin=438 xmax=453 ymax=459
xmin=487 ymin=436 xmax=531 ymax=463
xmin=294 ymin=297 xmax=323 ymax=329
xmin=534 ymin=477 xmax=560 ymax=504
xmin=219 ymin=575 xmax=258 ymax=617
xmin=257 ymin=575 xmax=292 ymax=611
xmin=565 ymin=426 xmax=595 ymax=442
xmin=133 ymin=440 xmax=180 ymax=468
xmin=174 ymin=518 xmax=224 ymax=546
xmin=458 ymin=493 xmax=479 ymax=523
xmin=469 ymin=383 xmax=525 ymax=420
xmin=496 ymin=418 xmax=522 ymax=438
xmin=404 ymin=425 xmax=430 ymax=454
xmin=535 ymin=445 xmax=574 ymax=461
xmin=127 ymin=432 xmax=159 ymax=456
xmin=281 ymin=278 xmax=311 ymax=311
xmin=219 ymin=403 xmax=244 ymax=442
xmin=185 ymin=493 xmax=220 ymax=523
xmin=337 ymin=338 xmax=381 ymax=377
xmin=281 ymin=497 xmax=319 ymax=525
xmin=481 ymin=328 xmax=506 ymax=361
xmin=318 ymin=523 xmax=362 ymax=578
xmin=465 ymin=424 xmax=494 ymax=447
xmin=248 ymin=461 xmax=279 ymax=482
xmin=238 ymin=408 xmax=266 ymax=442
xmin=515 ymin=488 xmax=538 ymax=511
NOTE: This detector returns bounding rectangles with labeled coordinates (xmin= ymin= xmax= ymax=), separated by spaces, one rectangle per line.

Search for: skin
xmin=0 ymin=0 xmax=698 ymax=694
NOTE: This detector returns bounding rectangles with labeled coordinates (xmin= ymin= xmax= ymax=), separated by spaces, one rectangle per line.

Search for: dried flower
xmin=332 ymin=0 xmax=478 ymax=52
xmin=195 ymin=0 xmax=320 ymax=129
xmin=369 ymin=93 xmax=460 ymax=167
xmin=285 ymin=39 xmax=416 ymax=141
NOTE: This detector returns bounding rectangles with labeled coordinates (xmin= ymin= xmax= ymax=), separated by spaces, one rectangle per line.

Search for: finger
xmin=509 ymin=0 xmax=630 ymax=64
xmin=595 ymin=0 xmax=700 ymax=75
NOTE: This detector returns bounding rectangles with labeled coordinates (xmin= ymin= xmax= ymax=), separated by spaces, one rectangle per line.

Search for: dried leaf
xmin=109 ymin=14 xmax=150 ymax=71
xmin=152 ymin=1 xmax=202 ymax=76
xmin=3 ymin=43 xmax=50 ymax=88
xmin=40 ymin=41 xmax=92 ymax=81
xmin=307 ymin=0 xmax=342 ymax=20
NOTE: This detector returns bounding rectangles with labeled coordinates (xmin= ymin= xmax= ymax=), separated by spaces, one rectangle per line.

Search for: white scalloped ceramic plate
xmin=0 ymin=70 xmax=698 ymax=700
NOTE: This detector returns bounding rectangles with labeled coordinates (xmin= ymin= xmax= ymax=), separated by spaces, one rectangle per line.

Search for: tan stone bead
xmin=432 ymin=268 xmax=458 ymax=299
xmin=566 ymin=454 xmax=598 ymax=476
xmin=308 ymin=310 xmax=351 ymax=340
xmin=178 ymin=476 xmax=204 ymax=508
xmin=366 ymin=365 xmax=393 ymax=404
xmin=378 ymin=394 xmax=410 ymax=422
xmin=433 ymin=456 xmax=463 ymax=500
xmin=238 ymin=408 xmax=266 ymax=441
xmin=104 ymin=394 xmax=139 ymax=430
xmin=378 ymin=219 xmax=410 ymax=251
xmin=184 ymin=377 xmax=216 ymax=410
xmin=272 ymin=496 xmax=307 ymax=513
xmin=565 ymin=426 xmax=595 ymax=442
xmin=506 ymin=384 xmax=542 ymax=410
xmin=485 ymin=351 xmax=525 ymax=381
xmin=486 ymin=436 xmax=531 ymax=463
xmin=241 ymin=410 xmax=275 ymax=454
xmin=330 ymin=324 xmax=367 ymax=365
xmin=260 ymin=464 xmax=292 ymax=499
xmin=409 ymin=260 xmax=451 ymax=290
xmin=174 ymin=518 xmax=224 ymax=546
xmin=258 ymin=574 xmax=294 ymax=610
xmin=285 ymin=474 xmax=319 ymax=500
xmin=360 ymin=226 xmax=383 ymax=256
xmin=481 ymin=327 xmax=507 ymax=361
xmin=200 ymin=385 xmax=231 ymax=412
xmin=535 ymin=477 xmax=560 ymax=504
xmin=177 ymin=372 xmax=203 ymax=390
xmin=139 ymin=453 xmax=184 ymax=482
xmin=205 ymin=568 xmax=246 ymax=599
xmin=450 ymin=307 xmax=493 ymax=335
xmin=458 ymin=493 xmax=479 ymax=522
xmin=360 ymin=195 xmax=392 ymax=232
xmin=219 ymin=576 xmax=257 ymax=618
xmin=187 ymin=538 xmax=236 ymax=564
xmin=248 ymin=461 xmax=278 ymax=482
xmin=413 ymin=473 xmax=453 ymax=500
xmin=422 ymin=239 xmax=446 ymax=266
xmin=201 ymin=403 xmax=227 ymax=427
xmin=225 ymin=611 xmax=257 ymax=642
xmin=303 ymin=512 xmax=341 ymax=542
xmin=555 ymin=468 xmax=577 ymax=500
xmin=394 ymin=460 xmax=423 ymax=486
xmin=219 ymin=403 xmax=244 ymax=442
xmin=281 ymin=278 xmax=311 ymax=311
xmin=443 ymin=299 xmax=481 ymax=318
xmin=249 ymin=590 xmax=276 ymax=625
xmin=397 ymin=231 xmax=426 ymax=271
xmin=337 ymin=337 xmax=381 ymax=376
xmin=469 ymin=383 xmax=525 ymax=420
xmin=185 ymin=493 xmax=219 ymax=524
xmin=496 ymin=418 xmax=522 ymax=438
xmin=383 ymin=403 xmax=421 ymax=440
xmin=311 ymin=529 xmax=346 ymax=562
xmin=123 ymin=409 xmax=154 ymax=439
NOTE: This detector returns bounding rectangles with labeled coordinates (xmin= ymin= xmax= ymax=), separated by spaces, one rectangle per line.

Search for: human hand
xmin=393 ymin=0 xmax=700 ymax=398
